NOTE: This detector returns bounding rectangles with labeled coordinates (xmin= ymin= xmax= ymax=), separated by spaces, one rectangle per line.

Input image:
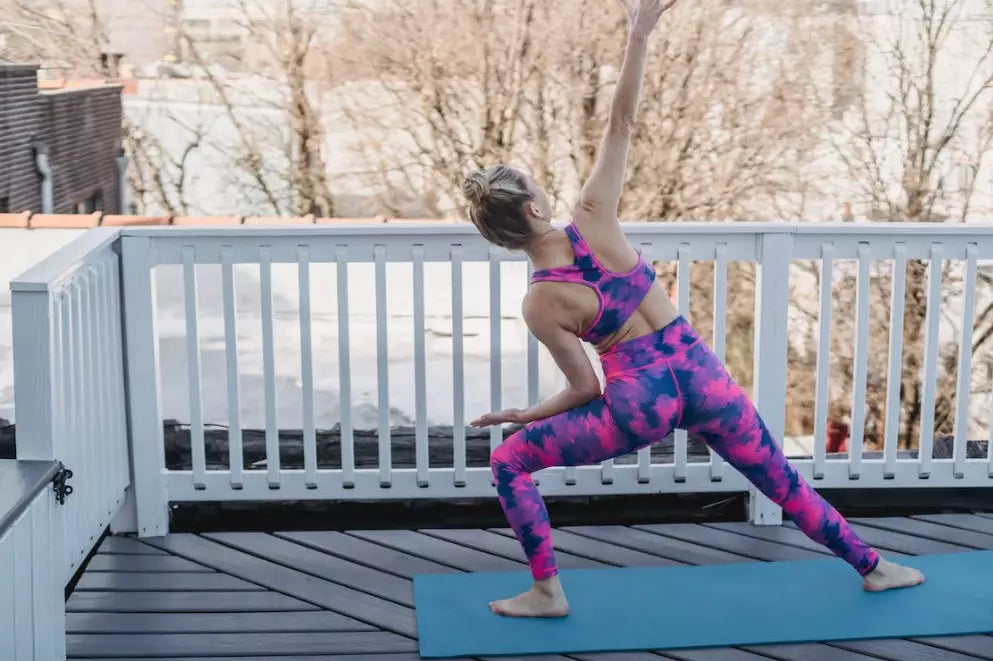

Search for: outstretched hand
xmin=470 ymin=408 xmax=526 ymax=428
xmin=619 ymin=0 xmax=680 ymax=38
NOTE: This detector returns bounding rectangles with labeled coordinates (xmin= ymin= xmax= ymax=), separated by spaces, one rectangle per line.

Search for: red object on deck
xmin=827 ymin=421 xmax=849 ymax=453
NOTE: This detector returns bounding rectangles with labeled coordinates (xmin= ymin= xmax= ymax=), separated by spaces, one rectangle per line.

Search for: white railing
xmin=11 ymin=228 xmax=131 ymax=582
xmin=110 ymin=221 xmax=993 ymax=535
xmin=0 ymin=460 xmax=67 ymax=661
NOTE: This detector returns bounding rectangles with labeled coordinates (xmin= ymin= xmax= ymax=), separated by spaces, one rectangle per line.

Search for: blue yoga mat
xmin=414 ymin=551 xmax=993 ymax=658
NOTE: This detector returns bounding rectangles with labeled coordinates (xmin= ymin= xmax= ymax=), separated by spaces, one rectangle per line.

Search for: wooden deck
xmin=67 ymin=514 xmax=993 ymax=660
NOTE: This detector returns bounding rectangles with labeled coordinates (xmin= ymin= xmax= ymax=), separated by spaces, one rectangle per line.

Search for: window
xmin=76 ymin=190 xmax=103 ymax=214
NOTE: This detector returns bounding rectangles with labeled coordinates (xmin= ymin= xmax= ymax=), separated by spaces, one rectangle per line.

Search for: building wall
xmin=0 ymin=65 xmax=124 ymax=214
xmin=39 ymin=87 xmax=124 ymax=214
xmin=0 ymin=66 xmax=43 ymax=214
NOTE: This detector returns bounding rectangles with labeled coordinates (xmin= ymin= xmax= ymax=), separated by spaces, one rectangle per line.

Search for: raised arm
xmin=575 ymin=0 xmax=678 ymax=225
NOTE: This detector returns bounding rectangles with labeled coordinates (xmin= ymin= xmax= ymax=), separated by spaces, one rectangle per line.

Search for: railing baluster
xmin=489 ymin=249 xmax=503 ymax=458
xmin=89 ymin=267 xmax=106 ymax=517
xmin=848 ymin=243 xmax=871 ymax=480
xmin=0 ymin=530 xmax=14 ymax=656
xmin=297 ymin=246 xmax=317 ymax=489
xmin=413 ymin=245 xmax=429 ymax=488
xmin=80 ymin=269 xmax=103 ymax=535
xmin=637 ymin=241 xmax=655 ymax=484
xmin=95 ymin=260 xmax=114 ymax=513
xmin=70 ymin=280 xmax=85 ymax=569
xmin=107 ymin=259 xmax=129 ymax=497
xmin=220 ymin=247 xmax=244 ymax=489
xmin=813 ymin=243 xmax=834 ymax=479
xmin=182 ymin=247 xmax=207 ymax=491
xmin=13 ymin=509 xmax=32 ymax=660
xmin=374 ymin=246 xmax=392 ymax=487
xmin=750 ymin=231 xmax=792 ymax=524
xmin=33 ymin=485 xmax=60 ymax=660
xmin=335 ymin=245 xmax=355 ymax=488
xmin=952 ymin=244 xmax=978 ymax=479
xmin=883 ymin=244 xmax=907 ymax=478
xmin=918 ymin=244 xmax=943 ymax=478
xmin=259 ymin=246 xmax=280 ymax=488
xmin=526 ymin=263 xmax=539 ymax=408
xmin=59 ymin=290 xmax=74 ymax=570
xmin=710 ymin=243 xmax=728 ymax=482
xmin=452 ymin=245 xmax=467 ymax=487
xmin=673 ymin=243 xmax=691 ymax=483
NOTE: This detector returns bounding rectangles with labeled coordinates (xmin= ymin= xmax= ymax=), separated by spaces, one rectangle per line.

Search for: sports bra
xmin=530 ymin=222 xmax=656 ymax=345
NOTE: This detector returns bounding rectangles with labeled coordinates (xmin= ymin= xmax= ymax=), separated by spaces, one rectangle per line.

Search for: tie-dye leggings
xmin=490 ymin=316 xmax=881 ymax=581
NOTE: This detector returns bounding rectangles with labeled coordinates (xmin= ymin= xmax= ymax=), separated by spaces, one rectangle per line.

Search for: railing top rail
xmin=10 ymin=227 xmax=121 ymax=293
xmin=118 ymin=221 xmax=993 ymax=240
xmin=0 ymin=460 xmax=60 ymax=537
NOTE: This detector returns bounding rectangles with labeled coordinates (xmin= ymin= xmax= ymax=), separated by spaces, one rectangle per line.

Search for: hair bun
xmin=461 ymin=170 xmax=490 ymax=207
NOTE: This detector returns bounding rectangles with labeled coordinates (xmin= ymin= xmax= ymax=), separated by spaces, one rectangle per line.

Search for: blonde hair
xmin=461 ymin=165 xmax=534 ymax=249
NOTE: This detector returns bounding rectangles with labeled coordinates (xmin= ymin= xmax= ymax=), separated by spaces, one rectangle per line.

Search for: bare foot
xmin=489 ymin=576 xmax=569 ymax=617
xmin=863 ymin=557 xmax=925 ymax=592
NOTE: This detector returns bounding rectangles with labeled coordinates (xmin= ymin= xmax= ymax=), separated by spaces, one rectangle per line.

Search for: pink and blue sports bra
xmin=530 ymin=222 xmax=656 ymax=345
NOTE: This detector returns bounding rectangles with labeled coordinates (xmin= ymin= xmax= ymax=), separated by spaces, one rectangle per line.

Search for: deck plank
xmin=706 ymin=521 xmax=916 ymax=562
xmin=662 ymin=648 xmax=784 ymax=661
xmin=911 ymin=635 xmax=993 ymax=660
xmin=84 ymin=554 xmax=214 ymax=573
xmin=276 ymin=531 xmax=456 ymax=577
xmin=633 ymin=524 xmax=821 ymax=562
xmin=489 ymin=528 xmax=681 ymax=567
xmin=852 ymin=516 xmax=993 ymax=549
xmin=563 ymin=526 xmax=754 ymax=566
xmin=830 ymin=639 xmax=989 ymax=661
xmin=66 ymin=611 xmax=373 ymax=634
xmin=835 ymin=522 xmax=972 ymax=555
xmin=422 ymin=528 xmax=610 ymax=569
xmin=204 ymin=532 xmax=415 ymax=605
xmin=74 ymin=571 xmax=263 ymax=592
xmin=348 ymin=530 xmax=526 ymax=572
xmin=743 ymin=642 xmax=888 ymax=661
xmin=67 ymin=631 xmax=417 ymax=657
xmin=96 ymin=537 xmax=169 ymax=555
xmin=139 ymin=533 xmax=419 ymax=636
xmin=912 ymin=513 xmax=993 ymax=536
xmin=66 ymin=590 xmax=317 ymax=613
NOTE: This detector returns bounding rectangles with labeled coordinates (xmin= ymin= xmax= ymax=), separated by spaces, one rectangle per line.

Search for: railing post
xmin=10 ymin=290 xmax=56 ymax=461
xmin=120 ymin=235 xmax=169 ymax=536
xmin=749 ymin=230 xmax=793 ymax=525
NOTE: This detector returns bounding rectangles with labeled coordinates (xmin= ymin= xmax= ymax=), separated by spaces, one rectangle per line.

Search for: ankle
xmin=534 ymin=575 xmax=563 ymax=597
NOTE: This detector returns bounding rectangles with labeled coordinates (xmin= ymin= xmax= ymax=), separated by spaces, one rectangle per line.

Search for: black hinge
xmin=53 ymin=464 xmax=74 ymax=505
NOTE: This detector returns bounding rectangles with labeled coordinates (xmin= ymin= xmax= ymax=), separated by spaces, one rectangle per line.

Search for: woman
xmin=462 ymin=0 xmax=925 ymax=618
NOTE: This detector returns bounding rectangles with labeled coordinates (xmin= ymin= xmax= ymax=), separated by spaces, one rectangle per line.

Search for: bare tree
xmin=825 ymin=0 xmax=993 ymax=449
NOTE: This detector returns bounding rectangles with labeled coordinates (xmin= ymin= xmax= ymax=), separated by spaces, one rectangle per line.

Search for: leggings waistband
xmin=599 ymin=315 xmax=700 ymax=377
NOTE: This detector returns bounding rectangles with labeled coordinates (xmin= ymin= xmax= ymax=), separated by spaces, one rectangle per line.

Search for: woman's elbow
xmin=574 ymin=381 xmax=602 ymax=402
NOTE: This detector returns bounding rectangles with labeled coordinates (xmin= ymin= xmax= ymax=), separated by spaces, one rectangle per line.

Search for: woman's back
xmin=529 ymin=221 xmax=680 ymax=353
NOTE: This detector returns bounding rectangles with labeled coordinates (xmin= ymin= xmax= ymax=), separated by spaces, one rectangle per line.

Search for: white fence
xmin=11 ymin=228 xmax=131 ymax=581
xmin=105 ymin=221 xmax=993 ymax=535
xmin=0 ymin=461 xmax=67 ymax=661
xmin=8 ymin=222 xmax=993 ymax=539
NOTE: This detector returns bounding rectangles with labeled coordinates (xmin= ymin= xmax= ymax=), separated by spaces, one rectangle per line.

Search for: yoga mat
xmin=414 ymin=551 xmax=993 ymax=658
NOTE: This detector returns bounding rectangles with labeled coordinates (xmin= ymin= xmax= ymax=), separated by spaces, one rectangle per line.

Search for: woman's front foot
xmin=489 ymin=575 xmax=569 ymax=617
xmin=863 ymin=557 xmax=925 ymax=592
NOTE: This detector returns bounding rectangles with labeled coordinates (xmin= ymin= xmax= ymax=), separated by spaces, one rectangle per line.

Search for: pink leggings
xmin=490 ymin=317 xmax=880 ymax=580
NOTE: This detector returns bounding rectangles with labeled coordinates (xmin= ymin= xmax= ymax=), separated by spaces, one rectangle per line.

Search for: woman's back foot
xmin=862 ymin=557 xmax=925 ymax=592
xmin=489 ymin=578 xmax=570 ymax=617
